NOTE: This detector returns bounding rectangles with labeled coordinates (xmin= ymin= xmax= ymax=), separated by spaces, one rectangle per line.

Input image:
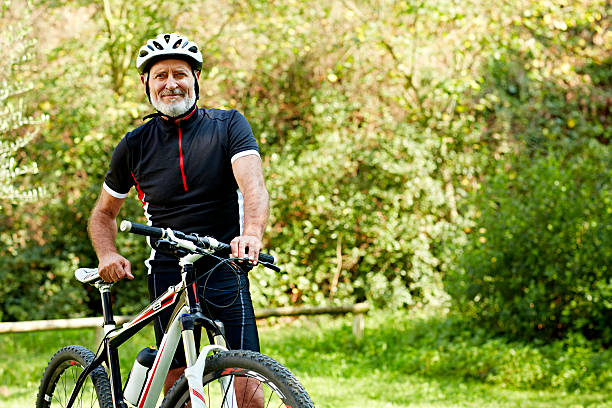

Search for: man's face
xmin=143 ymin=59 xmax=199 ymax=117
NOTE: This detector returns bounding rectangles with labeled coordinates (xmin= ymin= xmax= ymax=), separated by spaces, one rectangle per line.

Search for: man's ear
xmin=140 ymin=74 xmax=147 ymax=86
xmin=195 ymin=71 xmax=200 ymax=81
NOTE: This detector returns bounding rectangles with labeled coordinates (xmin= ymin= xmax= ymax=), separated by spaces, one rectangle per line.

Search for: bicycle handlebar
xmin=120 ymin=220 xmax=276 ymax=265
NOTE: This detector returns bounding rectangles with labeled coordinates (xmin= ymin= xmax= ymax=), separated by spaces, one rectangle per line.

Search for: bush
xmin=265 ymin=310 xmax=612 ymax=393
xmin=446 ymin=140 xmax=612 ymax=344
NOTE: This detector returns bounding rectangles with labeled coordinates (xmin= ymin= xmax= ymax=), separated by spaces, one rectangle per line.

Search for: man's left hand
xmin=230 ymin=234 xmax=263 ymax=264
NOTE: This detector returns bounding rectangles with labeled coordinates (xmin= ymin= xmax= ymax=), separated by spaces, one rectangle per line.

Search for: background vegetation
xmin=0 ymin=0 xmax=610 ymax=349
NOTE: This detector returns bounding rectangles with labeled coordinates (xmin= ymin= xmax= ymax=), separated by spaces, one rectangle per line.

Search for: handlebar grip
xmin=120 ymin=220 xmax=163 ymax=238
xmin=258 ymin=253 xmax=275 ymax=264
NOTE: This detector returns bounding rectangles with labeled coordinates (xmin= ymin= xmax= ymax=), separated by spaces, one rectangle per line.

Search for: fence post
xmin=352 ymin=312 xmax=365 ymax=339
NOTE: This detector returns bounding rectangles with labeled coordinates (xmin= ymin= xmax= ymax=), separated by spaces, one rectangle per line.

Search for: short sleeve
xmin=103 ymin=137 xmax=134 ymax=198
xmin=228 ymin=110 xmax=260 ymax=163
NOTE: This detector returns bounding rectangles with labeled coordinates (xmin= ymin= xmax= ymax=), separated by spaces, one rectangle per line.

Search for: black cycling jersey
xmin=104 ymin=106 xmax=262 ymax=354
xmin=104 ymin=107 xmax=260 ymax=244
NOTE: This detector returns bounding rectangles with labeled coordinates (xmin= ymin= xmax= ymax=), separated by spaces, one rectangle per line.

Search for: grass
xmin=1 ymin=309 xmax=611 ymax=407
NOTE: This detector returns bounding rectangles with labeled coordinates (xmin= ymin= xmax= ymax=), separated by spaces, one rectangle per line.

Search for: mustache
xmin=160 ymin=89 xmax=186 ymax=96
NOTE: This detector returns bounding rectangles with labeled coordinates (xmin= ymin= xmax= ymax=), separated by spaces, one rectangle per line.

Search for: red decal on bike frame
xmin=127 ymin=292 xmax=177 ymax=328
xmin=138 ymin=340 xmax=167 ymax=408
xmin=190 ymin=388 xmax=206 ymax=404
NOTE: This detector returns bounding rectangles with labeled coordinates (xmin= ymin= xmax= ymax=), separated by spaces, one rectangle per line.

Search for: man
xmin=88 ymin=33 xmax=268 ymax=405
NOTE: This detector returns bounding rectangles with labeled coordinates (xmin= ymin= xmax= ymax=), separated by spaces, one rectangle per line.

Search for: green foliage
xmin=444 ymin=0 xmax=612 ymax=344
xmin=447 ymin=142 xmax=612 ymax=343
xmin=0 ymin=325 xmax=154 ymax=397
xmin=260 ymin=116 xmax=454 ymax=308
xmin=0 ymin=2 xmax=46 ymax=202
xmin=0 ymin=2 xmax=50 ymax=321
xmin=268 ymin=311 xmax=612 ymax=395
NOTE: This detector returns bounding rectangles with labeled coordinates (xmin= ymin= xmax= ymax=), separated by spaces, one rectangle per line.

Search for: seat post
xmin=95 ymin=282 xmax=116 ymax=328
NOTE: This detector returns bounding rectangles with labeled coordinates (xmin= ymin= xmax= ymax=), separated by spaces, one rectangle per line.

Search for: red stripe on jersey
xmin=178 ymin=124 xmax=188 ymax=192
xmin=175 ymin=108 xmax=196 ymax=192
xmin=130 ymin=172 xmax=146 ymax=207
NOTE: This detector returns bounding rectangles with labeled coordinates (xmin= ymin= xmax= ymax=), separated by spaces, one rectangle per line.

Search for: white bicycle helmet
xmin=136 ymin=33 xmax=203 ymax=74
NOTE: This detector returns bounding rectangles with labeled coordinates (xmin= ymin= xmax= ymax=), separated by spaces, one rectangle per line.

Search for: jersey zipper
xmin=178 ymin=122 xmax=189 ymax=191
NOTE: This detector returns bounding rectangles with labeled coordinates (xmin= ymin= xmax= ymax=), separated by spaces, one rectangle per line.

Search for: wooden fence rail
xmin=0 ymin=302 xmax=369 ymax=339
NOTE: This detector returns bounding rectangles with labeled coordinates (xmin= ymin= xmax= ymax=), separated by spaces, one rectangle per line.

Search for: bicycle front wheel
xmin=36 ymin=345 xmax=112 ymax=408
xmin=162 ymin=349 xmax=315 ymax=408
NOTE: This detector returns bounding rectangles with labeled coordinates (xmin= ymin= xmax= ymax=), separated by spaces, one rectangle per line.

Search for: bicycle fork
xmin=181 ymin=318 xmax=238 ymax=408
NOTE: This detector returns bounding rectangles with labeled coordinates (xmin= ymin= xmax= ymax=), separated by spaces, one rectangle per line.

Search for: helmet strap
xmin=145 ymin=75 xmax=152 ymax=104
xmin=193 ymin=69 xmax=200 ymax=101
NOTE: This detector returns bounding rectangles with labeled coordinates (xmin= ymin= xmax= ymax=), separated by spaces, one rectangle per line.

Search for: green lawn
xmin=1 ymin=310 xmax=610 ymax=407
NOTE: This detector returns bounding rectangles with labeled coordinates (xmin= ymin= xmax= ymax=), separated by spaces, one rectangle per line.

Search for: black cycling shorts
xmin=147 ymin=257 xmax=260 ymax=368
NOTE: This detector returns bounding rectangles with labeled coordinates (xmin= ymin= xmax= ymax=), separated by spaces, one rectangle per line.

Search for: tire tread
xmin=162 ymin=349 xmax=315 ymax=408
xmin=36 ymin=345 xmax=112 ymax=408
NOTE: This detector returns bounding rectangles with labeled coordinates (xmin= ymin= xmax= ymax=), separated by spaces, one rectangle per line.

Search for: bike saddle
xmin=75 ymin=268 xmax=102 ymax=284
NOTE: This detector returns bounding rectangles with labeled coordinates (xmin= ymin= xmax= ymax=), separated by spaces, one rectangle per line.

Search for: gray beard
xmin=152 ymin=94 xmax=196 ymax=117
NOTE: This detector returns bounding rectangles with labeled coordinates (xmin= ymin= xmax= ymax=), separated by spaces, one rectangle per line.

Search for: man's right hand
xmin=98 ymin=253 xmax=133 ymax=282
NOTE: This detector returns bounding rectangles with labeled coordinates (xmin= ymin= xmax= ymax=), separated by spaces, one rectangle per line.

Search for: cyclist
xmin=87 ymin=32 xmax=269 ymax=404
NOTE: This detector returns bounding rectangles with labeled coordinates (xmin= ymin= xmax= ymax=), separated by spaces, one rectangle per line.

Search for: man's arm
xmin=231 ymin=154 xmax=270 ymax=263
xmin=88 ymin=189 xmax=133 ymax=282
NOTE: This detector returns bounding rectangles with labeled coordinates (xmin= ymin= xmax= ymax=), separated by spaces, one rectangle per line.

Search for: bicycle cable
xmin=192 ymin=254 xmax=249 ymax=311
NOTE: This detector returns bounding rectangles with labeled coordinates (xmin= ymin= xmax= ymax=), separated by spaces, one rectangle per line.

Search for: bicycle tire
xmin=161 ymin=349 xmax=315 ymax=408
xmin=36 ymin=345 xmax=112 ymax=408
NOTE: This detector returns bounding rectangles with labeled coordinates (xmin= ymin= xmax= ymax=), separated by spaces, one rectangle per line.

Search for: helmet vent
xmin=137 ymin=33 xmax=203 ymax=74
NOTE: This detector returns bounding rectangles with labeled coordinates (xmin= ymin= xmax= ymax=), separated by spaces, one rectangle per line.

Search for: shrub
xmin=446 ymin=140 xmax=612 ymax=344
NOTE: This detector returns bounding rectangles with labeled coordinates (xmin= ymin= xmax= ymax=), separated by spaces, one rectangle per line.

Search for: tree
xmin=0 ymin=2 xmax=47 ymax=204
xmin=0 ymin=0 xmax=54 ymax=322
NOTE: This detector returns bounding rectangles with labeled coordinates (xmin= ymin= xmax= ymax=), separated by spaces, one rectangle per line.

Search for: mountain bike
xmin=36 ymin=220 xmax=315 ymax=408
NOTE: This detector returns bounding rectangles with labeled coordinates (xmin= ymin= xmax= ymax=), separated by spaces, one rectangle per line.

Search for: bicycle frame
xmin=68 ymin=256 xmax=234 ymax=408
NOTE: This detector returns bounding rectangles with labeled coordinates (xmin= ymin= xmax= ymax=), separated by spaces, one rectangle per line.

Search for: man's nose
xmin=165 ymin=75 xmax=178 ymax=89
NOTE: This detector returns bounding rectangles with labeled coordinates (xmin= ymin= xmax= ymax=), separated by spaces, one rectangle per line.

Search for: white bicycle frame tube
xmin=137 ymin=305 xmax=187 ymax=408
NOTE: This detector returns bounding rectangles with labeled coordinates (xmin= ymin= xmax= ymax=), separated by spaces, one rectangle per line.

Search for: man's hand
xmin=230 ymin=235 xmax=263 ymax=264
xmin=98 ymin=252 xmax=133 ymax=282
